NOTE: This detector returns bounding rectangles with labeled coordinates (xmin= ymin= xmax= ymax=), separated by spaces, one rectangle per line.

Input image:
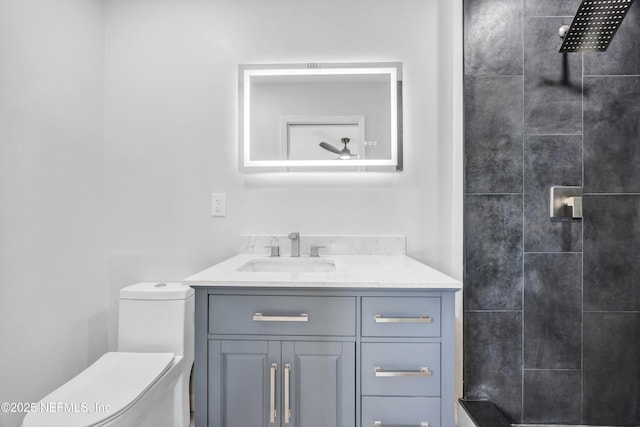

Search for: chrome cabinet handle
xmin=374 ymin=422 xmax=429 ymax=427
xmin=284 ymin=363 xmax=291 ymax=424
xmin=253 ymin=313 xmax=309 ymax=322
xmin=374 ymin=314 xmax=432 ymax=323
xmin=373 ymin=367 xmax=433 ymax=377
xmin=270 ymin=363 xmax=277 ymax=423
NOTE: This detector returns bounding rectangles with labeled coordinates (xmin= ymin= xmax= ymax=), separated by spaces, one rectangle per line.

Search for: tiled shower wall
xmin=463 ymin=0 xmax=640 ymax=424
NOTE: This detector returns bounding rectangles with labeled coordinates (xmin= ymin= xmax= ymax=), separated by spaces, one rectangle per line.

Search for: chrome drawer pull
xmin=374 ymin=422 xmax=429 ymax=427
xmin=269 ymin=363 xmax=277 ymax=423
xmin=253 ymin=313 xmax=309 ymax=322
xmin=284 ymin=363 xmax=291 ymax=424
xmin=374 ymin=314 xmax=432 ymax=323
xmin=374 ymin=367 xmax=433 ymax=377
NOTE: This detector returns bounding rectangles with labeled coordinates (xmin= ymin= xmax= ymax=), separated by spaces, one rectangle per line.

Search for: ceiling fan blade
xmin=319 ymin=141 xmax=342 ymax=154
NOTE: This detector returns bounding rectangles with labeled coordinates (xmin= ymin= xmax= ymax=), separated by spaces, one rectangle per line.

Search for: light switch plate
xmin=211 ymin=193 xmax=226 ymax=217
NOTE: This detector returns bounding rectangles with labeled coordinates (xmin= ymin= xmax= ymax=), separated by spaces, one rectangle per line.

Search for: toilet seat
xmin=23 ymin=352 xmax=174 ymax=427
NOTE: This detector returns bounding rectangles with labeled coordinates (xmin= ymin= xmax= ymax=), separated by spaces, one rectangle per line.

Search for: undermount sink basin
xmin=237 ymin=258 xmax=336 ymax=273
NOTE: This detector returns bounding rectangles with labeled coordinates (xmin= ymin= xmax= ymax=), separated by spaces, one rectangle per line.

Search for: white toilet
xmin=22 ymin=282 xmax=194 ymax=427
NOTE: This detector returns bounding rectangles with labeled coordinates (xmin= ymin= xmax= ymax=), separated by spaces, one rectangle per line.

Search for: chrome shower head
xmin=559 ymin=0 xmax=635 ymax=52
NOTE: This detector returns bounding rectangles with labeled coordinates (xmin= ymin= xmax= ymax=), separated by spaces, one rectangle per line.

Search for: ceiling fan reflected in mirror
xmin=319 ymin=138 xmax=358 ymax=160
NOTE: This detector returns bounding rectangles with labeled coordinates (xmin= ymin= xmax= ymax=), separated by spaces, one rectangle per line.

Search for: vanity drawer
xmin=362 ymin=297 xmax=441 ymax=337
xmin=361 ymin=343 xmax=440 ymax=396
xmin=209 ymin=295 xmax=356 ymax=336
xmin=362 ymin=396 xmax=441 ymax=427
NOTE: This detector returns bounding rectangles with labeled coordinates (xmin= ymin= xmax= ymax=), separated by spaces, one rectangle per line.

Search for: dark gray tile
xmin=464 ymin=0 xmax=523 ymax=75
xmin=524 ymin=253 xmax=582 ymax=369
xmin=584 ymin=0 xmax=640 ymax=76
xmin=465 ymin=76 xmax=524 ymax=194
xmin=524 ymin=0 xmax=582 ymax=16
xmin=524 ymin=135 xmax=582 ymax=252
xmin=583 ymin=195 xmax=640 ymax=311
xmin=524 ymin=17 xmax=582 ymax=135
xmin=465 ymin=195 xmax=523 ymax=310
xmin=583 ymin=312 xmax=640 ymax=425
xmin=523 ymin=370 xmax=581 ymax=424
xmin=464 ymin=311 xmax=523 ymax=422
xmin=584 ymin=76 xmax=640 ymax=193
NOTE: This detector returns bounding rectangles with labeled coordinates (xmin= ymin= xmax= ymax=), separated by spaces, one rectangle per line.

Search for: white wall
xmin=0 ymin=1 xmax=107 ymax=426
xmin=0 ymin=0 xmax=462 ymax=427
xmin=104 ymin=0 xmax=463 ymax=348
xmin=0 ymin=2 xmax=461 ymax=425
xmin=0 ymin=2 xmax=462 ymax=424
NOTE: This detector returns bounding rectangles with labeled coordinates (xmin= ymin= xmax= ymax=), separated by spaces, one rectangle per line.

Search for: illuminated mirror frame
xmin=239 ymin=62 xmax=402 ymax=172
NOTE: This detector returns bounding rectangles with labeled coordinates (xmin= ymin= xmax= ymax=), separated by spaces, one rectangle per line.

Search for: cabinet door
xmin=282 ymin=341 xmax=355 ymax=427
xmin=209 ymin=340 xmax=281 ymax=427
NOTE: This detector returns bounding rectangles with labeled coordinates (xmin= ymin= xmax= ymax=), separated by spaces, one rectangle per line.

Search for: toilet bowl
xmin=22 ymin=282 xmax=194 ymax=427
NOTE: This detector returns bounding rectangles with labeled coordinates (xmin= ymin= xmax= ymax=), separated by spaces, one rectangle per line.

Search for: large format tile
xmin=583 ymin=195 xmax=640 ymax=311
xmin=584 ymin=0 xmax=640 ymax=76
xmin=523 ymin=370 xmax=581 ymax=424
xmin=524 ymin=135 xmax=582 ymax=252
xmin=465 ymin=76 xmax=524 ymax=194
xmin=524 ymin=0 xmax=582 ymax=17
xmin=464 ymin=0 xmax=523 ymax=75
xmin=583 ymin=312 xmax=640 ymax=425
xmin=465 ymin=195 xmax=523 ymax=310
xmin=524 ymin=253 xmax=581 ymax=369
xmin=584 ymin=76 xmax=640 ymax=193
xmin=524 ymin=17 xmax=582 ymax=135
xmin=464 ymin=311 xmax=523 ymax=422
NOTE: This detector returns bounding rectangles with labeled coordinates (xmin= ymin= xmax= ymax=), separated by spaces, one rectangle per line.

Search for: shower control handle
xmin=565 ymin=196 xmax=582 ymax=219
xmin=550 ymin=186 xmax=583 ymax=220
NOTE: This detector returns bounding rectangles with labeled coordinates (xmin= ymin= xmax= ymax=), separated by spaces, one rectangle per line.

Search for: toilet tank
xmin=117 ymin=282 xmax=194 ymax=360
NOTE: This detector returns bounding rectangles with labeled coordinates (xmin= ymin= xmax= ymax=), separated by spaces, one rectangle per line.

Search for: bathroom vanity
xmin=185 ymin=237 xmax=461 ymax=427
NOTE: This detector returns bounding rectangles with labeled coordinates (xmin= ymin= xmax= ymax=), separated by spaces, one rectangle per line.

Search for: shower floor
xmin=513 ymin=425 xmax=634 ymax=427
xmin=458 ymin=400 xmax=640 ymax=427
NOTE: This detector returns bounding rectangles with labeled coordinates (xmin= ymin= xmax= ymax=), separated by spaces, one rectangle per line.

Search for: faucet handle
xmin=309 ymin=245 xmax=326 ymax=258
xmin=264 ymin=245 xmax=280 ymax=257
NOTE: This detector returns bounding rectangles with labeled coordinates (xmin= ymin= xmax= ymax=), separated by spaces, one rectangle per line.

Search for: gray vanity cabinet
xmin=193 ymin=288 xmax=457 ymax=427
xmin=201 ymin=293 xmax=357 ymax=427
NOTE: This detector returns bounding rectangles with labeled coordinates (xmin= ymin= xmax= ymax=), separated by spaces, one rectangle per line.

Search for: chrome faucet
xmin=288 ymin=232 xmax=300 ymax=257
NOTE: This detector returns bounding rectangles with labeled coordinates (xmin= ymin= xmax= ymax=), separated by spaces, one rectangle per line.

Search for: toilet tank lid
xmin=119 ymin=282 xmax=194 ymax=300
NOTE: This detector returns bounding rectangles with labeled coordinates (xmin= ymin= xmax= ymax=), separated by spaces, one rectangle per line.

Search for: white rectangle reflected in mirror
xmin=239 ymin=62 xmax=402 ymax=172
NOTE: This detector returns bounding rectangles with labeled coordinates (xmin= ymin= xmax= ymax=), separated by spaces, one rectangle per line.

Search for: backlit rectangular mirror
xmin=239 ymin=62 xmax=403 ymax=172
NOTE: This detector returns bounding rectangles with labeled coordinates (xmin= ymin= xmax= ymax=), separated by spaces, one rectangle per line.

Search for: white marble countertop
xmin=184 ymin=254 xmax=461 ymax=291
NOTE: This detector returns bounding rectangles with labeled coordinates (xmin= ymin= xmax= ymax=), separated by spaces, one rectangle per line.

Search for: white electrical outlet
xmin=211 ymin=193 xmax=226 ymax=217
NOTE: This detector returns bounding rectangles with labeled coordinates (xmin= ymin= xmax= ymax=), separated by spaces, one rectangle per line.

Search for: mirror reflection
xmin=239 ymin=62 xmax=402 ymax=171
